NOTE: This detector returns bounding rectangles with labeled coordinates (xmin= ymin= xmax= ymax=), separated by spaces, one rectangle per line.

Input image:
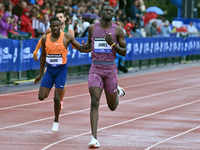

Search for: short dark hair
xmin=50 ymin=17 xmax=60 ymax=24
xmin=56 ymin=11 xmax=64 ymax=15
xmin=101 ymin=3 xmax=113 ymax=12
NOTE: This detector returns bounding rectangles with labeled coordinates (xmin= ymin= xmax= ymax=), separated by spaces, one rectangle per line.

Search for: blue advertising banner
xmin=0 ymin=37 xmax=200 ymax=72
xmin=0 ymin=39 xmax=20 ymax=72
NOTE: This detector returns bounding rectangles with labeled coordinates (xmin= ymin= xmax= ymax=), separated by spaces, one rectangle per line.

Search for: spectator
xmin=0 ymin=13 xmax=13 ymax=38
xmin=12 ymin=1 xmax=27 ymax=17
xmin=20 ymin=8 xmax=35 ymax=38
xmin=124 ymin=22 xmax=133 ymax=37
xmin=187 ymin=22 xmax=198 ymax=37
xmin=149 ymin=21 xmax=158 ymax=37
xmin=5 ymin=3 xmax=12 ymax=17
xmin=161 ymin=21 xmax=170 ymax=37
xmin=129 ymin=0 xmax=139 ymax=22
xmin=109 ymin=0 xmax=117 ymax=7
xmin=79 ymin=16 xmax=90 ymax=37
xmin=0 ymin=3 xmax=5 ymax=19
xmin=8 ymin=15 xmax=20 ymax=35
xmin=37 ymin=13 xmax=50 ymax=36
xmin=131 ymin=23 xmax=143 ymax=37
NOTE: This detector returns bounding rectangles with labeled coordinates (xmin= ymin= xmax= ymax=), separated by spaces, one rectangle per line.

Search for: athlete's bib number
xmin=94 ymin=37 xmax=112 ymax=53
xmin=46 ymin=54 xmax=62 ymax=67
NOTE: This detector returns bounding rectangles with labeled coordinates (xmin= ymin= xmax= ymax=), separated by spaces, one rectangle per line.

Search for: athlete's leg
xmin=103 ymin=64 xmax=119 ymax=111
xmin=105 ymin=92 xmax=119 ymax=111
xmin=89 ymin=87 xmax=103 ymax=139
xmin=54 ymin=64 xmax=67 ymax=119
xmin=38 ymin=86 xmax=51 ymax=100
xmin=38 ymin=67 xmax=53 ymax=100
xmin=53 ymin=88 xmax=63 ymax=122
xmin=60 ymin=86 xmax=65 ymax=110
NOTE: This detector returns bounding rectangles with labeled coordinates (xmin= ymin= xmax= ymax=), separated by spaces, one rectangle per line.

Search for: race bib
xmin=46 ymin=54 xmax=62 ymax=67
xmin=94 ymin=37 xmax=112 ymax=53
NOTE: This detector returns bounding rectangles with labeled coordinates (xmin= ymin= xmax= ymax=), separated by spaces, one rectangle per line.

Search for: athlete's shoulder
xmin=63 ymin=32 xmax=73 ymax=39
xmin=41 ymin=34 xmax=47 ymax=44
xmin=45 ymin=28 xmax=51 ymax=35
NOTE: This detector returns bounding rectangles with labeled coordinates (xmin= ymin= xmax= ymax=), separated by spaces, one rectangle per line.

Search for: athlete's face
xmin=56 ymin=13 xmax=66 ymax=25
xmin=101 ymin=6 xmax=114 ymax=21
xmin=50 ymin=20 xmax=61 ymax=34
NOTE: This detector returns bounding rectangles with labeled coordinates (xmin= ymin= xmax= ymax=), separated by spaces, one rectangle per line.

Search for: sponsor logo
xmin=55 ymin=43 xmax=61 ymax=45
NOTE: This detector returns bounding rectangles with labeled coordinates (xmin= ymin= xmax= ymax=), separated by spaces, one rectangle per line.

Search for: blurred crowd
xmin=0 ymin=0 xmax=199 ymax=39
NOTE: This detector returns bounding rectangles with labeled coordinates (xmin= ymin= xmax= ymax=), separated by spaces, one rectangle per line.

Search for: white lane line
xmin=0 ymin=107 xmax=90 ymax=130
xmin=0 ymin=71 xmax=199 ymax=97
xmin=0 ymin=93 xmax=89 ymax=111
xmin=145 ymin=125 xmax=200 ymax=150
xmin=1 ymin=84 xmax=199 ymax=130
xmin=0 ymin=74 xmax=198 ymax=110
xmin=41 ymin=99 xmax=200 ymax=150
xmin=0 ymin=82 xmax=87 ymax=96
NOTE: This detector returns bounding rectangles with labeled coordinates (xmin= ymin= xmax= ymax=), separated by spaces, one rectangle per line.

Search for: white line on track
xmin=0 ymin=93 xmax=89 ymax=111
xmin=145 ymin=125 xmax=200 ymax=150
xmin=0 ymin=83 xmax=199 ymax=130
xmin=41 ymin=99 xmax=200 ymax=150
xmin=0 ymin=82 xmax=87 ymax=96
xmin=0 ymin=74 xmax=199 ymax=110
xmin=0 ymin=69 xmax=199 ymax=97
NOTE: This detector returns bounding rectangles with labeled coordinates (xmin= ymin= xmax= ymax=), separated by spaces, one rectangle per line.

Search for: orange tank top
xmin=45 ymin=32 xmax=68 ymax=67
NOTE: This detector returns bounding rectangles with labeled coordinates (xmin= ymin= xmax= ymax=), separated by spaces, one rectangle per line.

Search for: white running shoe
xmin=51 ymin=122 xmax=59 ymax=132
xmin=118 ymin=86 xmax=126 ymax=97
xmin=88 ymin=136 xmax=100 ymax=148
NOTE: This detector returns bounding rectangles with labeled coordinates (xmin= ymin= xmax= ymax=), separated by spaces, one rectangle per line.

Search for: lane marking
xmin=0 ymin=74 xmax=199 ymax=111
xmin=0 ymin=84 xmax=199 ymax=130
xmin=145 ymin=125 xmax=200 ymax=150
xmin=0 ymin=82 xmax=87 ymax=96
xmin=1 ymin=66 xmax=200 ymax=97
xmin=0 ymin=93 xmax=89 ymax=111
xmin=41 ymin=99 xmax=200 ymax=150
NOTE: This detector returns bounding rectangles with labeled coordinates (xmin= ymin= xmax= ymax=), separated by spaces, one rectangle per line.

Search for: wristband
xmin=110 ymin=43 xmax=115 ymax=47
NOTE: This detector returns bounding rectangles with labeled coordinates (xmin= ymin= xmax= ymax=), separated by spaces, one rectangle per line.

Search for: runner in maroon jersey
xmin=80 ymin=4 xmax=127 ymax=148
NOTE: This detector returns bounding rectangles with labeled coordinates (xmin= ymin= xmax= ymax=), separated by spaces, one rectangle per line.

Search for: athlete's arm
xmin=68 ymin=28 xmax=77 ymax=49
xmin=114 ymin=26 xmax=127 ymax=56
xmin=79 ymin=25 xmax=94 ymax=52
xmin=34 ymin=36 xmax=47 ymax=84
xmin=64 ymin=33 xmax=91 ymax=53
xmin=33 ymin=28 xmax=51 ymax=61
xmin=105 ymin=26 xmax=126 ymax=56
xmin=68 ymin=28 xmax=74 ymax=37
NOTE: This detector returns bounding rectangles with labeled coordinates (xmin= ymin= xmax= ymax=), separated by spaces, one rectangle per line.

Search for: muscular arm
xmin=78 ymin=25 xmax=94 ymax=52
xmin=34 ymin=36 xmax=47 ymax=84
xmin=65 ymin=33 xmax=91 ymax=53
xmin=33 ymin=28 xmax=51 ymax=61
xmin=114 ymin=26 xmax=127 ymax=56
xmin=68 ymin=28 xmax=74 ymax=36
xmin=39 ymin=36 xmax=47 ymax=76
xmin=104 ymin=26 xmax=126 ymax=56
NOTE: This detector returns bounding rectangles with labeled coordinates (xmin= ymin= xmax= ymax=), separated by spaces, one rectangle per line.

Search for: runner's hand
xmin=33 ymin=54 xmax=38 ymax=61
xmin=34 ymin=75 xmax=41 ymax=84
xmin=104 ymin=32 xmax=114 ymax=46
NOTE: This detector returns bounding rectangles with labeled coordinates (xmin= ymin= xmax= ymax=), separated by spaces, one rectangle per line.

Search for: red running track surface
xmin=1 ymin=66 xmax=200 ymax=150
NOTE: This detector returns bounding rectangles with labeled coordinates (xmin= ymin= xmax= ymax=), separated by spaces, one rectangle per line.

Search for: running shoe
xmin=88 ymin=136 xmax=100 ymax=148
xmin=118 ymin=85 xmax=126 ymax=97
xmin=60 ymin=101 xmax=64 ymax=110
xmin=51 ymin=121 xmax=59 ymax=132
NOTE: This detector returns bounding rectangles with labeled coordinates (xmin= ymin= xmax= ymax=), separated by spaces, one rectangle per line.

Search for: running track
xmin=1 ymin=64 xmax=200 ymax=150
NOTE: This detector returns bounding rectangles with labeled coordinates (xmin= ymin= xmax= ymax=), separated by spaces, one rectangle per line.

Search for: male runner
xmin=34 ymin=17 xmax=83 ymax=132
xmin=80 ymin=4 xmax=127 ymax=148
xmin=33 ymin=12 xmax=74 ymax=110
